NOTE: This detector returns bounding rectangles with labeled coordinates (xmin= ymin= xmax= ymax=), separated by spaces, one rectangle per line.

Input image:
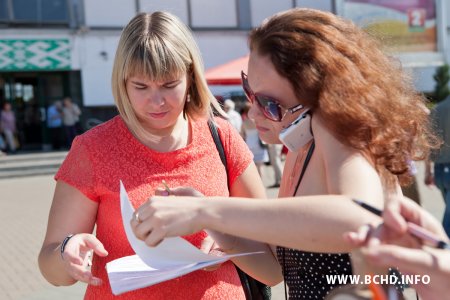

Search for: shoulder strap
xmin=207 ymin=119 xmax=229 ymax=189
xmin=293 ymin=141 xmax=315 ymax=196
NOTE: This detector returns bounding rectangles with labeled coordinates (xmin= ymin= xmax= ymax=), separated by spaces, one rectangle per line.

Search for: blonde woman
xmin=38 ymin=12 xmax=279 ymax=299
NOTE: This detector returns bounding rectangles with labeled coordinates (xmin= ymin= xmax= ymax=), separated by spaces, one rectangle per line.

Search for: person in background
xmin=47 ymin=100 xmax=64 ymax=150
xmin=62 ymin=97 xmax=81 ymax=148
xmin=223 ymin=99 xmax=242 ymax=133
xmin=0 ymin=102 xmax=17 ymax=153
xmin=38 ymin=11 xmax=279 ymax=300
xmin=240 ymin=102 xmax=268 ymax=176
xmin=425 ymin=95 xmax=450 ymax=236
xmin=401 ymin=102 xmax=430 ymax=206
xmin=0 ymin=128 xmax=6 ymax=155
xmin=345 ymin=196 xmax=450 ymax=300
xmin=130 ymin=8 xmax=438 ymax=299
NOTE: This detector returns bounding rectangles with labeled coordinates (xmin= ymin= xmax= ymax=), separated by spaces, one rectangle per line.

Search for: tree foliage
xmin=433 ymin=64 xmax=450 ymax=103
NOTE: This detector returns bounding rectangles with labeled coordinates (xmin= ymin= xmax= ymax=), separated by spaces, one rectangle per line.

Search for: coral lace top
xmin=55 ymin=116 xmax=252 ymax=300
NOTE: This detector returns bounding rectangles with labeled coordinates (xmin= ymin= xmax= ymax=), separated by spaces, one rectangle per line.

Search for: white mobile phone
xmin=279 ymin=111 xmax=313 ymax=152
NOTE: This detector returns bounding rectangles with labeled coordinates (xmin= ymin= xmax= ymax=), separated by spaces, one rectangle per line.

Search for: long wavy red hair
xmin=249 ymin=8 xmax=439 ymax=189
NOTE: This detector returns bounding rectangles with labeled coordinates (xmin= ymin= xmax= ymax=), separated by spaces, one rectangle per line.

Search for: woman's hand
xmin=364 ymin=245 xmax=450 ymax=300
xmin=345 ymin=196 xmax=450 ymax=300
xmin=383 ymin=196 xmax=448 ymax=241
xmin=60 ymin=233 xmax=108 ymax=285
xmin=344 ymin=196 xmax=446 ymax=248
xmin=199 ymin=236 xmax=225 ymax=271
xmin=131 ymin=186 xmax=207 ymax=247
xmin=154 ymin=185 xmax=205 ymax=197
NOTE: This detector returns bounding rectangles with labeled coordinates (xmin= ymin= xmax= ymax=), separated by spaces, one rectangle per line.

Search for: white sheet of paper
xmin=120 ymin=181 xmax=261 ymax=268
xmin=107 ymin=181 xmax=264 ymax=295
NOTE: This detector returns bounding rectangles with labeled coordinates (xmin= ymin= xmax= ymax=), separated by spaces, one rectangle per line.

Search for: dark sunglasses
xmin=241 ymin=71 xmax=304 ymax=122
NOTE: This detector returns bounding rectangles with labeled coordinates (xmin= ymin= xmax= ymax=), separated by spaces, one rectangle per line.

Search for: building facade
xmin=0 ymin=0 xmax=448 ymax=150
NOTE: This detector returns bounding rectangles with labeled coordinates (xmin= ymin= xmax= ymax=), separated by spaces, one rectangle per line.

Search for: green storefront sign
xmin=0 ymin=39 xmax=70 ymax=71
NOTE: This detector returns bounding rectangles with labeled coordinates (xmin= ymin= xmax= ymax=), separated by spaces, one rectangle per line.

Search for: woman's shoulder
xmin=76 ymin=115 xmax=123 ymax=146
xmin=214 ymin=116 xmax=232 ymax=130
xmin=192 ymin=116 xmax=232 ymax=133
xmin=80 ymin=116 xmax=123 ymax=140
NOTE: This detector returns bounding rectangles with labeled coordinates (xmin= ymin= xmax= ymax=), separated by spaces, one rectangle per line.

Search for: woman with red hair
xmin=131 ymin=8 xmax=438 ymax=299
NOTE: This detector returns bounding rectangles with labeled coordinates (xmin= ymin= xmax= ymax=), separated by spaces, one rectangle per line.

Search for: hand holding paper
xmin=106 ymin=182 xmax=263 ymax=295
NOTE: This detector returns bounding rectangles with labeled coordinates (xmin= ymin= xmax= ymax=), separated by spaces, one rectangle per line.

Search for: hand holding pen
xmin=155 ymin=182 xmax=204 ymax=198
xmin=352 ymin=199 xmax=450 ymax=250
xmin=161 ymin=180 xmax=171 ymax=195
xmin=346 ymin=197 xmax=450 ymax=300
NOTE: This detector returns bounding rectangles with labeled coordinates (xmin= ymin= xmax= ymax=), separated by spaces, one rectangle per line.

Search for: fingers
xmin=131 ymin=207 xmax=166 ymax=247
xmin=62 ymin=237 xmax=84 ymax=265
xmin=202 ymin=263 xmax=222 ymax=271
xmin=164 ymin=186 xmax=204 ymax=197
xmin=155 ymin=188 xmax=170 ymax=196
xmin=362 ymin=244 xmax=434 ymax=276
xmin=200 ymin=236 xmax=215 ymax=254
xmin=343 ymin=224 xmax=373 ymax=247
xmin=153 ymin=183 xmax=204 ymax=197
xmin=385 ymin=196 xmax=448 ymax=239
xmin=143 ymin=228 xmax=166 ymax=247
xmin=132 ymin=215 xmax=156 ymax=241
xmin=61 ymin=234 xmax=106 ymax=286
xmin=133 ymin=204 xmax=155 ymax=224
xmin=82 ymin=235 xmax=108 ymax=257
xmin=66 ymin=261 xmax=103 ymax=285
xmin=383 ymin=197 xmax=408 ymax=234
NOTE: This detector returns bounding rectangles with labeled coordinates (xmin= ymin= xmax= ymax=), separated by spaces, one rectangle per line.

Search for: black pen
xmin=352 ymin=199 xmax=450 ymax=250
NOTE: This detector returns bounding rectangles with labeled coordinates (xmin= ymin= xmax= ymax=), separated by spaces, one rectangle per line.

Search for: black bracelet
xmin=60 ymin=234 xmax=75 ymax=260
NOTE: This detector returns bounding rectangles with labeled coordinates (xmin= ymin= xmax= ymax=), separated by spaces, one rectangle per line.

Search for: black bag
xmin=236 ymin=267 xmax=271 ymax=300
xmin=208 ymin=119 xmax=271 ymax=300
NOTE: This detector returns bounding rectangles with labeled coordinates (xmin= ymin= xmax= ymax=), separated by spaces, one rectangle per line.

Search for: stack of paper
xmin=106 ymin=182 xmax=262 ymax=295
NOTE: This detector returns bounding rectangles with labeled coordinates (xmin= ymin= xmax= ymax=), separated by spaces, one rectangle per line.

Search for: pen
xmin=352 ymin=199 xmax=450 ymax=250
xmin=161 ymin=180 xmax=171 ymax=194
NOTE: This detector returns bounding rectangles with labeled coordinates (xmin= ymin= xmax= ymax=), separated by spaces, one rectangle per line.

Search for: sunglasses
xmin=241 ymin=71 xmax=304 ymax=122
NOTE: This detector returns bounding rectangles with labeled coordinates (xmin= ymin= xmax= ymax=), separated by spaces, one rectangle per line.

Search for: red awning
xmin=205 ymin=55 xmax=249 ymax=85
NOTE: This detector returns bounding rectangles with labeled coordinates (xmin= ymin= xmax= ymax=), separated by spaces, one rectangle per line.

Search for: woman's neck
xmin=137 ymin=116 xmax=191 ymax=152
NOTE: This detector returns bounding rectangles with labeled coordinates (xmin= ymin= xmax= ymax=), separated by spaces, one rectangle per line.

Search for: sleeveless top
xmin=276 ymin=140 xmax=353 ymax=299
xmin=276 ymin=248 xmax=352 ymax=299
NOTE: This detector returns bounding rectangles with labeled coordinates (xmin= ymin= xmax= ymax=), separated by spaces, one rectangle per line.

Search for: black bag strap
xmin=207 ymin=119 xmax=229 ymax=189
xmin=207 ymin=118 xmax=270 ymax=300
xmin=293 ymin=141 xmax=315 ymax=196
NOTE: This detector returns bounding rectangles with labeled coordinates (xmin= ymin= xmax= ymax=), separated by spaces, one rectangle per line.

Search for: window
xmin=13 ymin=0 xmax=39 ymax=22
xmin=0 ymin=0 xmax=9 ymax=21
xmin=190 ymin=0 xmax=238 ymax=29
xmin=1 ymin=0 xmax=71 ymax=26
xmin=41 ymin=0 xmax=69 ymax=23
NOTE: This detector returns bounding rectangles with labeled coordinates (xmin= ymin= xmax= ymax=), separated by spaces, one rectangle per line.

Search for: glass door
xmin=10 ymin=74 xmax=43 ymax=150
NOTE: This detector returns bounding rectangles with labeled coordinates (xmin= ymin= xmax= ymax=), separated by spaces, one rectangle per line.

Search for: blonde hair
xmin=111 ymin=11 xmax=225 ymax=140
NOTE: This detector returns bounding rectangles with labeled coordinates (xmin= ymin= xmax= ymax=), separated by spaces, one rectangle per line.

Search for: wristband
xmin=60 ymin=233 xmax=75 ymax=260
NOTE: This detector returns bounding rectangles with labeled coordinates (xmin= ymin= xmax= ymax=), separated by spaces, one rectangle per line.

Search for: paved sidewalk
xmin=0 ymin=161 xmax=444 ymax=299
xmin=0 ymin=176 xmax=86 ymax=300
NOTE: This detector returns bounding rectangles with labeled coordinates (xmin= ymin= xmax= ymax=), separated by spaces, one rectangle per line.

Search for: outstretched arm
xmin=132 ymin=194 xmax=381 ymax=253
xmin=38 ymin=181 xmax=108 ymax=286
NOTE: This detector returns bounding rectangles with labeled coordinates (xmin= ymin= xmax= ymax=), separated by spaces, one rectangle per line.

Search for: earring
xmin=186 ymin=94 xmax=191 ymax=103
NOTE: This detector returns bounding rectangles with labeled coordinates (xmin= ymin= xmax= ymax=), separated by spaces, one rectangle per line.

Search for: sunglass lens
xmin=257 ymin=96 xmax=281 ymax=121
